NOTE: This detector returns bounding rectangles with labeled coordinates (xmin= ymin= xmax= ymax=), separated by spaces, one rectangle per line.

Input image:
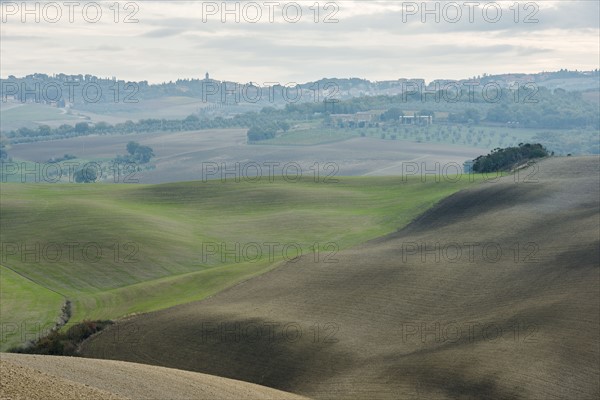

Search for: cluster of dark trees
xmin=73 ymin=167 xmax=98 ymax=183
xmin=73 ymin=141 xmax=154 ymax=183
xmin=247 ymin=121 xmax=290 ymax=141
xmin=472 ymin=143 xmax=549 ymax=172
xmin=116 ymin=141 xmax=155 ymax=164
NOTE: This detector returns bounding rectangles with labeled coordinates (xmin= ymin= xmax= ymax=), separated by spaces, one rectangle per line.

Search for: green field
xmin=0 ymin=175 xmax=485 ymax=350
xmin=262 ymin=127 xmax=359 ymax=145
xmin=0 ymin=265 xmax=65 ymax=350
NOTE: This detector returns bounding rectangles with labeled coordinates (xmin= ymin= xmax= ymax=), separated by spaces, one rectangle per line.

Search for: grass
xmin=261 ymin=128 xmax=359 ymax=145
xmin=0 ymin=174 xmax=484 ymax=350
xmin=0 ymin=265 xmax=65 ymax=350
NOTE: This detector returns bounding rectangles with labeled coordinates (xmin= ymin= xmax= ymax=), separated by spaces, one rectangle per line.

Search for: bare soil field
xmin=0 ymin=353 xmax=306 ymax=400
xmin=81 ymin=156 xmax=600 ymax=399
xmin=7 ymin=130 xmax=482 ymax=183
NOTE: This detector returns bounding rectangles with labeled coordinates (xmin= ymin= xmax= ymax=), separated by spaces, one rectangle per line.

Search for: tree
xmin=95 ymin=122 xmax=110 ymax=132
xmin=38 ymin=125 xmax=52 ymax=136
xmin=472 ymin=143 xmax=549 ymax=173
xmin=126 ymin=141 xmax=140 ymax=155
xmin=74 ymin=122 xmax=89 ymax=133
xmin=246 ymin=124 xmax=278 ymax=142
xmin=74 ymin=166 xmax=98 ymax=183
xmin=184 ymin=114 xmax=199 ymax=122
xmin=380 ymin=108 xmax=403 ymax=122
xmin=277 ymin=121 xmax=291 ymax=132
xmin=135 ymin=145 xmax=154 ymax=163
xmin=122 ymin=141 xmax=154 ymax=164
xmin=464 ymin=108 xmax=480 ymax=123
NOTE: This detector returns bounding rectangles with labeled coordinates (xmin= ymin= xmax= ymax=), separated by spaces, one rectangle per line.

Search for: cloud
xmin=140 ymin=28 xmax=184 ymax=38
xmin=0 ymin=1 xmax=597 ymax=83
xmin=0 ymin=34 xmax=45 ymax=41
xmin=93 ymin=45 xmax=124 ymax=52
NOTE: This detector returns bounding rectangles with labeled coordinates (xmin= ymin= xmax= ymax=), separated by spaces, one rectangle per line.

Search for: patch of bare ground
xmin=0 ymin=353 xmax=307 ymax=400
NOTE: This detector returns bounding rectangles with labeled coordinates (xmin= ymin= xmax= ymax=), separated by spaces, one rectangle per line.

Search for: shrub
xmin=9 ymin=320 xmax=113 ymax=356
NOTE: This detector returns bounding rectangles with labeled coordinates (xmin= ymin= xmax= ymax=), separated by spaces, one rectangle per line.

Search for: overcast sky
xmin=1 ymin=1 xmax=599 ymax=84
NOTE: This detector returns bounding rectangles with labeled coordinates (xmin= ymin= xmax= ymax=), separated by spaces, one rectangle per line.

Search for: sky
xmin=1 ymin=1 xmax=599 ymax=84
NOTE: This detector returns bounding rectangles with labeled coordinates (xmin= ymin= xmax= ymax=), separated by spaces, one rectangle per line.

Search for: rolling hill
xmin=81 ymin=156 xmax=600 ymax=399
xmin=1 ymin=174 xmax=481 ymax=351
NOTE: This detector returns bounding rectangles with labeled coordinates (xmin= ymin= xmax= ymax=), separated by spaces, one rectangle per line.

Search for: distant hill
xmin=2 ymin=70 xmax=598 ymax=111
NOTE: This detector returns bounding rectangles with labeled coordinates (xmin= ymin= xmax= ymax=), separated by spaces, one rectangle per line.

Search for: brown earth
xmin=71 ymin=156 xmax=598 ymax=399
xmin=0 ymin=353 xmax=307 ymax=400
xmin=0 ymin=358 xmax=126 ymax=400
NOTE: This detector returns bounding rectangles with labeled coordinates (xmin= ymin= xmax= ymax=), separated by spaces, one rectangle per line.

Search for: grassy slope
xmin=0 ymin=175 xmax=481 ymax=350
xmin=0 ymin=266 xmax=65 ymax=350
